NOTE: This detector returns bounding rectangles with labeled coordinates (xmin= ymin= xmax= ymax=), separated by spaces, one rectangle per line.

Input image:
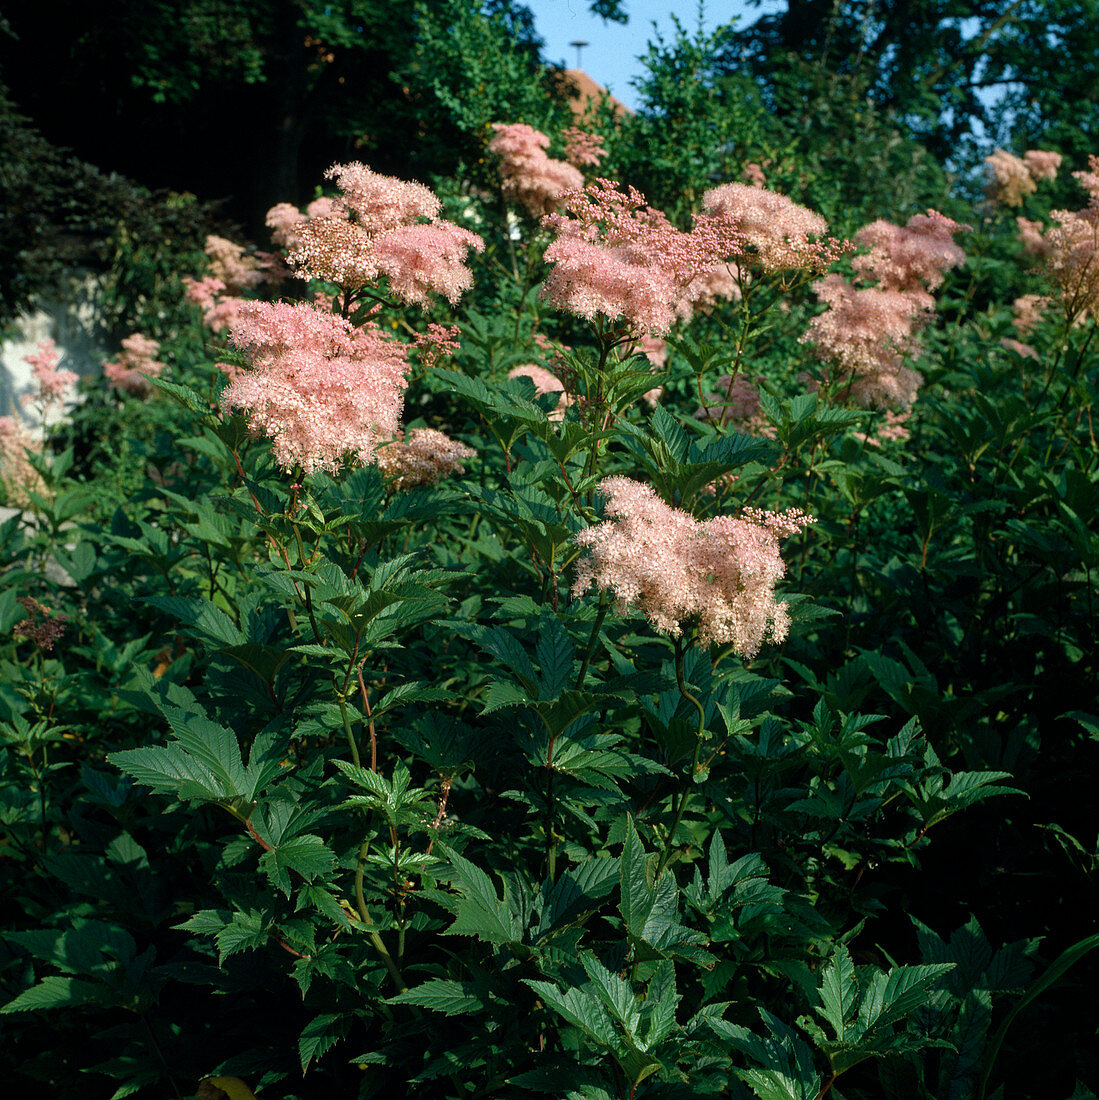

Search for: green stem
xmin=355 ymin=841 xmax=408 ymax=992
xmin=575 ymin=598 xmax=610 ymax=689
xmin=545 ymin=730 xmax=559 ymax=882
xmin=338 ymin=694 xmax=362 ymax=770
xmin=656 ymin=636 xmax=707 ymax=875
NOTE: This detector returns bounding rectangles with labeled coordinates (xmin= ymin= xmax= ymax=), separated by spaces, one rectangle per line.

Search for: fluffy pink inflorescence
xmin=853 ymin=210 xmax=968 ymax=302
xmin=0 ymin=416 xmax=45 ymax=506
xmin=1038 ymin=160 xmax=1099 ymax=320
xmin=572 ymin=476 xmax=813 ymax=655
xmin=306 ymin=196 xmax=346 ymax=221
xmin=266 ymin=202 xmax=308 ymax=249
xmin=852 ymin=409 xmax=912 ymax=447
xmin=562 ymin=127 xmax=607 ymax=168
xmin=803 ymin=211 xmax=967 ymax=410
xmin=222 ymin=301 xmax=410 ymax=473
xmin=326 ymin=162 xmax=441 ymax=233
xmin=103 ymin=334 xmax=165 ymax=396
xmin=985 ymin=149 xmax=1037 ymax=206
xmin=488 ymin=123 xmax=585 ymax=217
xmin=371 ymin=222 xmax=485 ymax=307
xmin=1073 ymin=155 xmax=1099 ymax=202
xmin=541 ymin=180 xmax=742 ymax=336
xmin=1044 ymin=203 xmax=1099 ymax=321
xmin=801 ymin=276 xmax=927 ymax=408
xmin=22 ymin=339 xmax=78 ymax=411
xmin=413 ymin=323 xmax=462 ymax=370
xmin=183 ymin=276 xmax=227 ymax=310
xmin=508 ymin=364 xmax=572 ymax=421
xmin=680 ymin=261 xmax=742 ymax=316
xmin=376 ymin=428 xmax=476 ymax=491
xmin=203 ymin=296 xmax=249 ymax=334
xmin=743 ymin=162 xmax=767 ymax=188
xmin=205 ymin=236 xmax=266 ymax=292
xmin=1013 ymin=294 xmax=1049 ymax=335
xmin=286 ymin=162 xmax=483 ymax=308
xmin=13 ymin=596 xmax=67 ymax=651
xmin=700 ymin=183 xmax=846 ymax=274
xmin=1016 ymin=216 xmax=1052 ymax=259
xmin=1024 ymin=149 xmax=1063 ymax=182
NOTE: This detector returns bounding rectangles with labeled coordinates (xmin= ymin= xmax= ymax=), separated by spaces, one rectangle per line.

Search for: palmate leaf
xmin=523 ymin=980 xmax=620 ymax=1049
xmin=110 ymin=704 xmax=282 ymax=806
xmin=108 ymin=742 xmax=233 ymax=802
xmin=536 ymin=857 xmax=619 ymax=941
xmin=258 ymin=834 xmax=336 ymax=897
xmin=710 ymin=1009 xmax=821 ymax=1100
xmin=617 ymin=819 xmax=711 ymax=963
xmin=814 ymin=959 xmax=955 ymax=1074
xmin=437 ymin=846 xmax=522 ymax=945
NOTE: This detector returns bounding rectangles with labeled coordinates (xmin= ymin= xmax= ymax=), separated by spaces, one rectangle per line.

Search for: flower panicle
xmin=573 ymin=477 xmax=813 ymax=657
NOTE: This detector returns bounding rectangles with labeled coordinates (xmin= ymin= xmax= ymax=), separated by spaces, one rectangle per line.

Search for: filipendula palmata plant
xmin=1 ymin=152 xmax=1095 ymax=1100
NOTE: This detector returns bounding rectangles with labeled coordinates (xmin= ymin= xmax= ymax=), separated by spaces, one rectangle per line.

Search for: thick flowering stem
xmin=338 ymin=693 xmax=362 ymax=770
xmin=575 ymin=597 xmax=611 ymax=689
xmin=545 ymin=725 xmax=560 ymax=882
xmin=657 ymin=635 xmax=707 ymax=876
xmin=355 ymin=841 xmax=408 ymax=993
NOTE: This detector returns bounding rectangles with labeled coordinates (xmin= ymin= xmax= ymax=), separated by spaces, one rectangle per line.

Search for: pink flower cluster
xmin=508 ymin=364 xmax=572 ymax=421
xmin=1013 ymin=294 xmax=1048 ymax=335
xmin=700 ymin=183 xmax=847 ymax=274
xmin=803 ymin=277 xmax=927 ymax=408
xmin=22 ymin=339 xmax=78 ymax=413
xmin=182 ymin=275 xmax=248 ymax=334
xmin=802 ymin=210 xmax=967 ymax=409
xmin=376 ymin=428 xmax=476 ymax=491
xmin=204 ymin=236 xmax=267 ymax=292
xmin=852 ymin=409 xmax=912 ymax=447
xmin=0 ymin=416 xmax=44 ymax=507
xmin=103 ymin=334 xmax=165 ymax=397
xmin=852 ymin=210 xmax=967 ymax=305
xmin=696 ymin=375 xmax=775 ymax=436
xmin=743 ymin=162 xmax=767 ymax=188
xmin=266 ymin=197 xmax=350 ymax=250
xmin=1044 ymin=157 xmax=1099 ymax=322
xmin=540 ymin=179 xmax=743 ymax=336
xmin=573 ymin=477 xmax=813 ymax=656
xmin=13 ymin=596 xmax=67 ymax=651
xmin=985 ymin=148 xmax=1063 ymax=206
xmin=1025 ymin=149 xmax=1063 ymax=181
xmin=1016 ymin=217 xmax=1051 ymax=259
xmin=413 ymin=323 xmax=462 ymax=370
xmin=562 ymin=127 xmax=607 ymax=168
xmin=221 ymin=301 xmax=409 ymax=474
xmin=287 ymin=163 xmax=484 ymax=308
xmin=488 ymin=123 xmax=584 ymax=218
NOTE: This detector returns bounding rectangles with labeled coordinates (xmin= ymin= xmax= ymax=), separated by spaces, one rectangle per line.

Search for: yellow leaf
xmin=203 ymin=1077 xmax=261 ymax=1100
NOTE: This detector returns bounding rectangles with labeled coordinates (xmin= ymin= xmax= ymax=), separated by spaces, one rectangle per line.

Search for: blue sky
xmin=523 ymin=1 xmax=780 ymax=109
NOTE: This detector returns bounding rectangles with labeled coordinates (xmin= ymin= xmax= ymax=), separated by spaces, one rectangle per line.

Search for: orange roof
xmin=557 ymin=68 xmax=633 ymax=117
